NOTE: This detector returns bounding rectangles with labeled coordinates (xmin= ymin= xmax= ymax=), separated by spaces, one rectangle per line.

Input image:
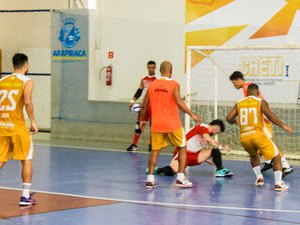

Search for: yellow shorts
xmin=263 ymin=122 xmax=273 ymax=138
xmin=0 ymin=130 xmax=33 ymax=162
xmin=240 ymin=131 xmax=278 ymax=161
xmin=151 ymin=127 xmax=186 ymax=150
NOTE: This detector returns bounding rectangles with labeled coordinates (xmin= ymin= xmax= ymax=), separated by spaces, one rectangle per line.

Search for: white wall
xmin=0 ymin=0 xmax=68 ymax=10
xmin=88 ymin=0 xmax=186 ymax=101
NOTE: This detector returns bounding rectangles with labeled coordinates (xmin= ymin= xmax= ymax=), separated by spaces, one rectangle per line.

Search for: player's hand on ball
xmin=128 ymin=102 xmax=134 ymax=111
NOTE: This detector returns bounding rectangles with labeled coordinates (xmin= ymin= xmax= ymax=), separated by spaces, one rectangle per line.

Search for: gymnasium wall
xmin=50 ymin=0 xmax=186 ymax=143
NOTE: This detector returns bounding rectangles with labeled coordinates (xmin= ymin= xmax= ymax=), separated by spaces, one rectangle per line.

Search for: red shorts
xmin=138 ymin=106 xmax=151 ymax=121
xmin=173 ymin=148 xmax=200 ymax=167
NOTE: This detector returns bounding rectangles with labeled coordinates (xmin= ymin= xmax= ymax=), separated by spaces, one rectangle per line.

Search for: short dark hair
xmin=247 ymin=83 xmax=259 ymax=95
xmin=13 ymin=53 xmax=28 ymax=69
xmin=209 ymin=119 xmax=225 ymax=132
xmin=229 ymin=71 xmax=244 ymax=81
xmin=147 ymin=60 xmax=156 ymax=65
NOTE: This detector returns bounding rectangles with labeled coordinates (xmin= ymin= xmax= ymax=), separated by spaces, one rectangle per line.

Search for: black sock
xmin=157 ymin=166 xmax=176 ymax=176
xmin=211 ymin=148 xmax=223 ymax=171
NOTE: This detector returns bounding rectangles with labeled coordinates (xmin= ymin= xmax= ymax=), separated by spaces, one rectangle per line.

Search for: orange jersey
xmin=242 ymin=81 xmax=264 ymax=99
xmin=237 ymin=96 xmax=265 ymax=136
xmin=0 ymin=73 xmax=30 ymax=136
xmin=148 ymin=77 xmax=182 ymax=132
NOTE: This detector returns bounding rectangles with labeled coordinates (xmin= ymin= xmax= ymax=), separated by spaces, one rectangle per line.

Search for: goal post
xmin=185 ymin=45 xmax=300 ymax=158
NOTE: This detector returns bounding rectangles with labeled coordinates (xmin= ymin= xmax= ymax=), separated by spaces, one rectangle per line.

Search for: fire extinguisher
xmin=106 ymin=65 xmax=112 ymax=86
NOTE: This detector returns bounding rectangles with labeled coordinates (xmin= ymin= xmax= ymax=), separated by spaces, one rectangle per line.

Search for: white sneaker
xmin=176 ymin=177 xmax=193 ymax=188
xmin=254 ymin=178 xmax=264 ymax=187
xmin=274 ymin=181 xmax=289 ymax=191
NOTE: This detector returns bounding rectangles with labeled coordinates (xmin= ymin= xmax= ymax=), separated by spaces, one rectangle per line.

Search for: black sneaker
xmin=148 ymin=144 xmax=152 ymax=152
xmin=261 ymin=162 xmax=273 ymax=172
xmin=283 ymin=167 xmax=293 ymax=177
xmin=127 ymin=144 xmax=138 ymax=152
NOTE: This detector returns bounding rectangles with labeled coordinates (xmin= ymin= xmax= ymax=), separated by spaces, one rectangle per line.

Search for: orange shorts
xmin=0 ymin=129 xmax=33 ymax=162
xmin=151 ymin=127 xmax=186 ymax=150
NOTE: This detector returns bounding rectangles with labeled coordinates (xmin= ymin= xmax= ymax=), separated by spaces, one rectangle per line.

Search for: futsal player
xmin=155 ymin=119 xmax=234 ymax=178
xmin=127 ymin=60 xmax=157 ymax=152
xmin=0 ymin=53 xmax=39 ymax=205
xmin=229 ymin=71 xmax=293 ymax=176
xmin=140 ymin=61 xmax=202 ymax=188
xmin=226 ymin=83 xmax=291 ymax=191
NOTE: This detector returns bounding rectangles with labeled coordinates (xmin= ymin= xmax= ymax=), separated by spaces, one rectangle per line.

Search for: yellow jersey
xmin=237 ymin=96 xmax=265 ymax=136
xmin=0 ymin=73 xmax=31 ymax=136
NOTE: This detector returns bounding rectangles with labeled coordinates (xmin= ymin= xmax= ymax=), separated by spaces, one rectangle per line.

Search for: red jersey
xmin=141 ymin=75 xmax=157 ymax=90
xmin=186 ymin=124 xmax=210 ymax=153
xmin=148 ymin=77 xmax=182 ymax=132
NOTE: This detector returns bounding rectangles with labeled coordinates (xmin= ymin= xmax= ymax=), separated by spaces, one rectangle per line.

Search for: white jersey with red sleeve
xmin=186 ymin=123 xmax=210 ymax=153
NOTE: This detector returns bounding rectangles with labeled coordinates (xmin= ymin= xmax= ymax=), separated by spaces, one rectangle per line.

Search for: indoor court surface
xmin=0 ymin=144 xmax=300 ymax=225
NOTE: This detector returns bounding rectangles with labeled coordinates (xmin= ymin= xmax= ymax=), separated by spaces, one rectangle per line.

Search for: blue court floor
xmin=0 ymin=144 xmax=300 ymax=225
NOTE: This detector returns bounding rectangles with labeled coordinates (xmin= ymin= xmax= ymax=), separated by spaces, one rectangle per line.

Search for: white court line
xmin=34 ymin=143 xmax=173 ymax=156
xmin=1 ymin=186 xmax=299 ymax=214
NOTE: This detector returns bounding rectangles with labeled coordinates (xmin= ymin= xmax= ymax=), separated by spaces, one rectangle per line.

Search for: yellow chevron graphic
xmin=250 ymin=0 xmax=300 ymax=39
xmin=186 ymin=0 xmax=234 ymax=24
xmin=185 ymin=25 xmax=248 ymax=67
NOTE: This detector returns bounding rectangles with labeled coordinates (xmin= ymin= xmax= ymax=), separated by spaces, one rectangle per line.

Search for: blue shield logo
xmin=59 ymin=18 xmax=81 ymax=48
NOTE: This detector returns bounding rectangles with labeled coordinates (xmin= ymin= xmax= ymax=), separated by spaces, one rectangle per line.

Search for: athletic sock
xmin=133 ymin=134 xmax=140 ymax=145
xmin=274 ymin=171 xmax=283 ymax=185
xmin=147 ymin=175 xmax=155 ymax=182
xmin=211 ymin=148 xmax=223 ymax=170
xmin=253 ymin=166 xmax=263 ymax=179
xmin=281 ymin=157 xmax=290 ymax=168
xmin=22 ymin=183 xmax=31 ymax=198
xmin=157 ymin=166 xmax=176 ymax=176
xmin=177 ymin=173 xmax=185 ymax=180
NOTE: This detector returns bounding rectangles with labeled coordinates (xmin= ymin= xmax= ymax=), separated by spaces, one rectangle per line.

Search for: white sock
xmin=281 ymin=157 xmax=290 ymax=168
xmin=265 ymin=160 xmax=272 ymax=164
xmin=22 ymin=183 xmax=31 ymax=198
xmin=147 ymin=175 xmax=155 ymax=182
xmin=253 ymin=166 xmax=263 ymax=179
xmin=177 ymin=173 xmax=185 ymax=180
xmin=274 ymin=171 xmax=282 ymax=185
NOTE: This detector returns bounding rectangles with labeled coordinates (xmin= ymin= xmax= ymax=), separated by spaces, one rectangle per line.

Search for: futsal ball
xmin=131 ymin=103 xmax=141 ymax=113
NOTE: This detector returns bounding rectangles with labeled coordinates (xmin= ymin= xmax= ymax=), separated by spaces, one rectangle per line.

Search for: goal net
xmin=185 ymin=45 xmax=300 ymax=158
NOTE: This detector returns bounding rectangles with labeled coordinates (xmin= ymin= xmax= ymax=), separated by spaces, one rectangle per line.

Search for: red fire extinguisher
xmin=106 ymin=65 xmax=112 ymax=86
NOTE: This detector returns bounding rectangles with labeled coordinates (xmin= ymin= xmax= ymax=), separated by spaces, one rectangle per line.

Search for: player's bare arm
xmin=24 ymin=79 xmax=38 ymax=133
xmin=174 ymin=86 xmax=202 ymax=123
xmin=261 ymin=100 xmax=292 ymax=134
xmin=129 ymin=80 xmax=143 ymax=110
xmin=140 ymin=91 xmax=150 ymax=131
xmin=226 ymin=104 xmax=238 ymax=124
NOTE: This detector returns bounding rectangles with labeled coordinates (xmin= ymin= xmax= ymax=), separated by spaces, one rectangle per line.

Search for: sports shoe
xmin=215 ymin=168 xmax=234 ymax=177
xmin=254 ymin=178 xmax=264 ymax=187
xmin=19 ymin=193 xmax=36 ymax=206
xmin=148 ymin=144 xmax=152 ymax=152
xmin=261 ymin=162 xmax=273 ymax=172
xmin=145 ymin=167 xmax=158 ymax=174
xmin=176 ymin=177 xmax=193 ymax=188
xmin=283 ymin=167 xmax=293 ymax=177
xmin=126 ymin=144 xmax=138 ymax=152
xmin=145 ymin=181 xmax=157 ymax=189
xmin=274 ymin=181 xmax=289 ymax=191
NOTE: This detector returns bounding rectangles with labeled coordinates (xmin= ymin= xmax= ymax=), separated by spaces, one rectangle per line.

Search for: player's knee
xmin=135 ymin=121 xmax=142 ymax=134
